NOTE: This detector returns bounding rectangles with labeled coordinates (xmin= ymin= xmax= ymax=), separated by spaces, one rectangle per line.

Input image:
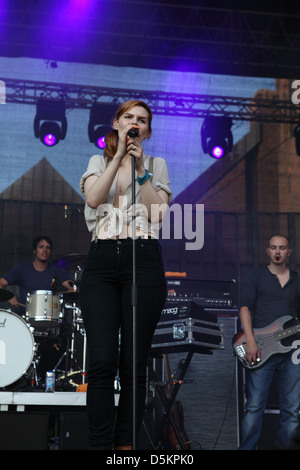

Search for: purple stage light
xmin=34 ymin=100 xmax=67 ymax=147
xmin=97 ymin=135 xmax=106 ymax=149
xmin=201 ymin=116 xmax=233 ymax=159
xmin=211 ymin=145 xmax=224 ymax=159
xmin=44 ymin=133 xmax=57 ymax=146
xmin=39 ymin=121 xmax=61 ymax=147
xmin=88 ymin=104 xmax=115 ymax=148
xmin=89 ymin=124 xmax=112 ymax=149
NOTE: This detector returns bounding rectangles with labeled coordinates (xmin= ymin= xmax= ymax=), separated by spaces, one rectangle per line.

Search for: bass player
xmin=238 ymin=234 xmax=300 ymax=449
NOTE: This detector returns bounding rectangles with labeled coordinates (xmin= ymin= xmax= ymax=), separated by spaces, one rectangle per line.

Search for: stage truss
xmin=2 ymin=77 xmax=300 ymax=124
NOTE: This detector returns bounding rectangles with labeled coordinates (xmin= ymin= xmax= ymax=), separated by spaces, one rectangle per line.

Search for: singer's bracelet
xmin=137 ymin=169 xmax=151 ymax=185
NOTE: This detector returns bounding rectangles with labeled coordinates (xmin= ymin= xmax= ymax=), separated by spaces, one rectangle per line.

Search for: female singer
xmin=80 ymin=100 xmax=172 ymax=450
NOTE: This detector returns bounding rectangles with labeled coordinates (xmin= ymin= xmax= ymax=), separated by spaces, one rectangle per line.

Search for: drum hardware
xmin=28 ymin=354 xmax=41 ymax=388
xmin=30 ymin=325 xmax=61 ymax=338
xmin=63 ymin=303 xmax=81 ymax=319
xmin=53 ymin=337 xmax=87 ymax=390
xmin=64 ymin=306 xmax=83 ymax=327
xmin=62 ymin=292 xmax=84 ymax=326
xmin=74 ymin=265 xmax=82 ymax=288
xmin=51 ymin=297 xmax=87 ymax=389
xmin=58 ymin=370 xmax=87 ymax=388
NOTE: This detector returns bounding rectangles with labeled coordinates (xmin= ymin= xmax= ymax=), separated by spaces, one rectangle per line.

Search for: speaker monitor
xmin=59 ymin=412 xmax=90 ymax=450
xmin=0 ymin=412 xmax=49 ymax=450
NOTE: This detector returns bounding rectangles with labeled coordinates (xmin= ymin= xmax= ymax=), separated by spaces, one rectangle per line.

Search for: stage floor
xmin=0 ymin=390 xmax=87 ymax=409
xmin=0 ymin=390 xmax=123 ymax=450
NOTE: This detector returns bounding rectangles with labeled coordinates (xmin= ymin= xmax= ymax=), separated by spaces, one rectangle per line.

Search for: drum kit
xmin=0 ymin=255 xmax=87 ymax=391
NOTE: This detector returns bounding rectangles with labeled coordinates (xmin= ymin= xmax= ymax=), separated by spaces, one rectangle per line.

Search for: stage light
xmin=34 ymin=99 xmax=67 ymax=147
xmin=40 ymin=122 xmax=60 ymax=147
xmin=294 ymin=121 xmax=300 ymax=156
xmin=92 ymin=125 xmax=114 ymax=149
xmin=201 ymin=116 xmax=233 ymax=159
xmin=88 ymin=103 xmax=115 ymax=148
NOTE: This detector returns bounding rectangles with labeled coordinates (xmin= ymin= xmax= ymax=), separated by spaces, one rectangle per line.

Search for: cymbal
xmin=0 ymin=289 xmax=14 ymax=302
xmin=54 ymin=253 xmax=86 ymax=270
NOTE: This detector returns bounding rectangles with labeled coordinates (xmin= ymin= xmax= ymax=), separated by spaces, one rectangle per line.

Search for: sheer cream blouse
xmin=80 ymin=153 xmax=172 ymax=240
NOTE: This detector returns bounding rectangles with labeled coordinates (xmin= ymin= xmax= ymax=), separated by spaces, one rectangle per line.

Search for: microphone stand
xmin=131 ymin=154 xmax=137 ymax=451
xmin=128 ymin=126 xmax=139 ymax=450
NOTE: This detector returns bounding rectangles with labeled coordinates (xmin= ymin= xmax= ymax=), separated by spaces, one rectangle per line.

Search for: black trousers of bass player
xmin=80 ymin=238 xmax=167 ymax=449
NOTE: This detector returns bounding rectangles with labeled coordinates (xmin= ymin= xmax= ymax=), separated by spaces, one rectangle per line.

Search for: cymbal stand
xmin=53 ymin=302 xmax=83 ymax=387
xmin=30 ymin=358 xmax=41 ymax=388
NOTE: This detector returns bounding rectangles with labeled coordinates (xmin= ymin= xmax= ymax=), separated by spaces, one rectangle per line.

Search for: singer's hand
xmin=113 ymin=124 xmax=135 ymax=161
xmin=127 ymin=137 xmax=145 ymax=175
xmin=127 ymin=136 xmax=142 ymax=158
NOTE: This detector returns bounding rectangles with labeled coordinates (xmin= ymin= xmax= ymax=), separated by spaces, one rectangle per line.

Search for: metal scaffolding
xmin=3 ymin=77 xmax=300 ymax=124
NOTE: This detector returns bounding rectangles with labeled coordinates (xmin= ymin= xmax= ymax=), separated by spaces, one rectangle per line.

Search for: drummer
xmin=0 ymin=235 xmax=73 ymax=315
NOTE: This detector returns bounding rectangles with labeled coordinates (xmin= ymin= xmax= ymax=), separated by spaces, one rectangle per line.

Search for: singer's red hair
xmin=104 ymin=100 xmax=152 ymax=160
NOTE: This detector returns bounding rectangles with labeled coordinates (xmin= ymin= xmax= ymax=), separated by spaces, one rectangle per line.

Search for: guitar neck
xmin=275 ymin=322 xmax=300 ymax=341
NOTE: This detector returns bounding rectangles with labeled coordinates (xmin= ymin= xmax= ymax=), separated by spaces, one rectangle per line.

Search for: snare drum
xmin=0 ymin=309 xmax=35 ymax=388
xmin=26 ymin=290 xmax=62 ymax=328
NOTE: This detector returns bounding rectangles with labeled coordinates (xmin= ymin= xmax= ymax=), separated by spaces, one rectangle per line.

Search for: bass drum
xmin=0 ymin=309 xmax=35 ymax=388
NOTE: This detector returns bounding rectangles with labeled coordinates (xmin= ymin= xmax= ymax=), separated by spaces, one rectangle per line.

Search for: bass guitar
xmin=233 ymin=315 xmax=300 ymax=369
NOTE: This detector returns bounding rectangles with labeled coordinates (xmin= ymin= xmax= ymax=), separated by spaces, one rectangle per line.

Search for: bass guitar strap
xmin=290 ymin=270 xmax=299 ymax=320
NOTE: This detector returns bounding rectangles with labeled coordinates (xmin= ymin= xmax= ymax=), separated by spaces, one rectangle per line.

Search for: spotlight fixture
xmin=294 ymin=121 xmax=300 ymax=156
xmin=34 ymin=98 xmax=67 ymax=147
xmin=88 ymin=102 xmax=115 ymax=149
xmin=201 ymin=116 xmax=233 ymax=159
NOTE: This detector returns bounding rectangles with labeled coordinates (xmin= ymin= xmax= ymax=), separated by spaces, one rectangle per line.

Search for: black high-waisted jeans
xmin=80 ymin=238 xmax=167 ymax=448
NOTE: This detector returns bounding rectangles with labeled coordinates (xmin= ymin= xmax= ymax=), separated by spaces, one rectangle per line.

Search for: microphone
xmin=128 ymin=126 xmax=139 ymax=160
xmin=128 ymin=126 xmax=139 ymax=138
